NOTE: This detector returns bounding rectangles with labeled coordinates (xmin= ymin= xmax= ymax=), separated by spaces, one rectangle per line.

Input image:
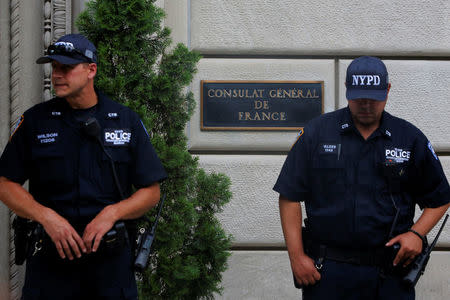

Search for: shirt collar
xmin=339 ymin=106 xmax=393 ymax=140
xmin=377 ymin=111 xmax=393 ymax=140
xmin=94 ymin=86 xmax=106 ymax=113
xmin=339 ymin=107 xmax=354 ymax=134
xmin=51 ymin=87 xmax=108 ymax=119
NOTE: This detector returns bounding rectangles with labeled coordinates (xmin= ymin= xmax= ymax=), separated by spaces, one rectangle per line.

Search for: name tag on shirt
xmin=319 ymin=143 xmax=339 ymax=154
xmin=36 ymin=132 xmax=59 ymax=144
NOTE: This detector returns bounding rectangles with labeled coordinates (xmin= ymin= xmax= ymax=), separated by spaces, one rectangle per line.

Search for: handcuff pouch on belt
xmin=12 ymin=216 xmax=38 ymax=265
xmin=98 ymin=221 xmax=130 ymax=254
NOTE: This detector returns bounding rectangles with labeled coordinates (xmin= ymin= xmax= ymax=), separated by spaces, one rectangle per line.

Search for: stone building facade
xmin=0 ymin=1 xmax=449 ymax=299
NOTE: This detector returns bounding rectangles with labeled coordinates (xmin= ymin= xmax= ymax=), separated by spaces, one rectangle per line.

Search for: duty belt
xmin=307 ymin=243 xmax=386 ymax=266
xmin=34 ymin=221 xmax=132 ymax=259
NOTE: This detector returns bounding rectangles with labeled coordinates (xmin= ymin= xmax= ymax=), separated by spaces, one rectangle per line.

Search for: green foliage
xmin=77 ymin=1 xmax=232 ymax=298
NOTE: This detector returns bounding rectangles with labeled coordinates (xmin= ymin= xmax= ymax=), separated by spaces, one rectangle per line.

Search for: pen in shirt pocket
xmin=337 ymin=143 xmax=341 ymax=160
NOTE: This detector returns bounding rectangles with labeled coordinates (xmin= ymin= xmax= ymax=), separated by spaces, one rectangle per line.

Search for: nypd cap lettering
xmin=351 ymin=75 xmax=381 ymax=86
xmin=55 ymin=41 xmax=74 ymax=49
xmin=345 ymin=56 xmax=389 ymax=101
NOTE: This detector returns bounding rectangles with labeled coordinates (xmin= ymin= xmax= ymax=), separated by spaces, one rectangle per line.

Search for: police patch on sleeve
xmin=104 ymin=128 xmax=131 ymax=146
xmin=9 ymin=115 xmax=24 ymax=141
xmin=290 ymin=128 xmax=304 ymax=150
xmin=140 ymin=120 xmax=150 ymax=138
xmin=427 ymin=141 xmax=439 ymax=160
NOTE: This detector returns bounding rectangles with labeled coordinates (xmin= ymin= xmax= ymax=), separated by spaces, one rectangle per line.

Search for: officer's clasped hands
xmin=41 ymin=208 xmax=86 ymax=260
xmin=41 ymin=205 xmax=118 ymax=259
xmin=82 ymin=205 xmax=117 ymax=253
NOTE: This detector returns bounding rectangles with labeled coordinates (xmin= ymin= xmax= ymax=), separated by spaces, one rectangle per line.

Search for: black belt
xmin=35 ymin=221 xmax=133 ymax=258
xmin=307 ymin=243 xmax=386 ymax=266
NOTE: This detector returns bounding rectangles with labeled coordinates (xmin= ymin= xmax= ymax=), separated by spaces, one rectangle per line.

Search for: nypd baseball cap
xmin=36 ymin=34 xmax=97 ymax=65
xmin=345 ymin=56 xmax=389 ymax=101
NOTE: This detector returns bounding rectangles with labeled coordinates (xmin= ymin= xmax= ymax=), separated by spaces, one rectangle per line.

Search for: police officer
xmin=274 ymin=56 xmax=450 ymax=300
xmin=0 ymin=34 xmax=167 ymax=299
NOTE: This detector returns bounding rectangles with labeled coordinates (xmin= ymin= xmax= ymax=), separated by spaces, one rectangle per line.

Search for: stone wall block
xmin=198 ymin=155 xmax=286 ymax=245
xmin=191 ymin=0 xmax=450 ymax=56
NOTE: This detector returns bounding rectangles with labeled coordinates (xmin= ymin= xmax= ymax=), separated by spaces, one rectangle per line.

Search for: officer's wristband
xmin=408 ymin=229 xmax=426 ymax=245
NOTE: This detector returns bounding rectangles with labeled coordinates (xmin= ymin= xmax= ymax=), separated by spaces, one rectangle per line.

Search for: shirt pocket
xmin=31 ymin=142 xmax=71 ymax=185
xmin=380 ymin=161 xmax=413 ymax=193
xmin=310 ymin=154 xmax=346 ymax=214
xmin=99 ymin=146 xmax=132 ymax=198
xmin=312 ymin=154 xmax=345 ymax=187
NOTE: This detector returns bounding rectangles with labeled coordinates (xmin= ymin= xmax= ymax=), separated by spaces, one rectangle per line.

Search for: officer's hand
xmin=41 ymin=208 xmax=86 ymax=260
xmin=386 ymin=232 xmax=423 ymax=267
xmin=83 ymin=205 xmax=116 ymax=253
xmin=291 ymin=254 xmax=321 ymax=286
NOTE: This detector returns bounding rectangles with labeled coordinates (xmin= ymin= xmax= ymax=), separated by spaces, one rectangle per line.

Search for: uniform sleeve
xmin=130 ymin=116 xmax=167 ymax=188
xmin=273 ymin=129 xmax=311 ymax=202
xmin=412 ymin=135 xmax=450 ymax=208
xmin=0 ymin=114 xmax=31 ymax=184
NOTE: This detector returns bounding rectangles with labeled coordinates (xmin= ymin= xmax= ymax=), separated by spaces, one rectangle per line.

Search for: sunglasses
xmin=47 ymin=42 xmax=96 ymax=63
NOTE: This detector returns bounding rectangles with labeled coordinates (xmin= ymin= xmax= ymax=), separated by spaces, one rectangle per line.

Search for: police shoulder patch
xmin=290 ymin=128 xmax=304 ymax=150
xmin=140 ymin=120 xmax=150 ymax=138
xmin=427 ymin=141 xmax=438 ymax=160
xmin=297 ymin=128 xmax=304 ymax=139
xmin=9 ymin=115 xmax=24 ymax=141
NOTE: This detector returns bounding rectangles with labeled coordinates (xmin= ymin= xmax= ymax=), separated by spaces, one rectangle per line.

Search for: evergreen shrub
xmin=77 ymin=1 xmax=233 ymax=298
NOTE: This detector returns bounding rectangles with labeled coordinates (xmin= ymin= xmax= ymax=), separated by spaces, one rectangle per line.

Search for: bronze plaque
xmin=201 ymin=80 xmax=324 ymax=131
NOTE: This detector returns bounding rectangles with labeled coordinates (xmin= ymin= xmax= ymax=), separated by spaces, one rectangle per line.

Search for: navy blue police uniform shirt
xmin=0 ymin=89 xmax=167 ymax=222
xmin=274 ymin=107 xmax=450 ymax=249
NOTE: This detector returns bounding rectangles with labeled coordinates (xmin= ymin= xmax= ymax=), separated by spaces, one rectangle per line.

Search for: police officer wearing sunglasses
xmin=274 ymin=56 xmax=450 ymax=300
xmin=0 ymin=34 xmax=167 ymax=299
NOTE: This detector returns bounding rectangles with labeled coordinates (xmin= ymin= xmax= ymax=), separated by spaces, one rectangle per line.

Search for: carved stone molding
xmin=10 ymin=0 xmax=22 ymax=127
xmin=9 ymin=1 xmax=23 ymax=298
xmin=43 ymin=0 xmax=72 ymax=100
xmin=43 ymin=0 xmax=52 ymax=100
xmin=8 ymin=1 xmax=72 ymax=299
